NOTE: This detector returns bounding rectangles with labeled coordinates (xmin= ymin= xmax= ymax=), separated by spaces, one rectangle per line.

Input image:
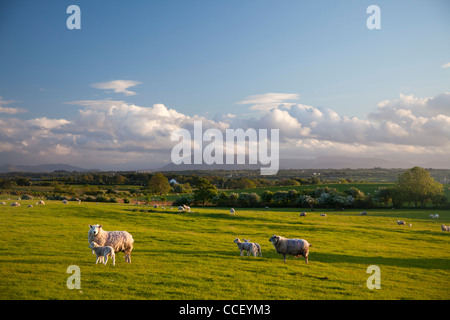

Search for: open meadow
xmin=0 ymin=200 xmax=449 ymax=300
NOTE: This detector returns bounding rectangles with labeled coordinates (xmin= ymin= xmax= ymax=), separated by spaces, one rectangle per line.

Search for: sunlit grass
xmin=0 ymin=201 xmax=449 ymax=300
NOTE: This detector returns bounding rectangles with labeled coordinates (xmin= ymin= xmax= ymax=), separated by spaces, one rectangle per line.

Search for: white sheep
xmin=429 ymin=214 xmax=435 ymax=219
xmin=89 ymin=241 xmax=115 ymax=265
xmin=230 ymin=208 xmax=235 ymax=215
xmin=269 ymin=234 xmax=311 ymax=263
xmin=397 ymin=220 xmax=406 ymax=226
xmin=441 ymin=224 xmax=449 ymax=232
xmin=320 ymin=213 xmax=327 ymax=217
xmin=1 ymin=202 xmax=6 ymax=205
xmin=243 ymin=239 xmax=262 ymax=257
xmin=10 ymin=202 xmax=20 ymax=207
xmin=299 ymin=212 xmax=307 ymax=217
xmin=434 ymin=214 xmax=439 ymax=219
xmin=233 ymin=238 xmax=258 ymax=257
xmin=360 ymin=211 xmax=367 ymax=215
xmin=88 ymin=224 xmax=134 ymax=263
xmin=62 ymin=200 xmax=68 ymax=204
xmin=28 ymin=205 xmax=33 ymax=208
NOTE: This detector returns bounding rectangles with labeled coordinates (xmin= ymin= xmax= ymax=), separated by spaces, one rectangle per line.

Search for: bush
xmin=172 ymin=197 xmax=192 ymax=206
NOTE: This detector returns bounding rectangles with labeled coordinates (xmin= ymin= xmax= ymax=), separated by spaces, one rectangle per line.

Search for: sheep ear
xmin=89 ymin=225 xmax=92 ymax=228
xmin=99 ymin=225 xmax=103 ymax=228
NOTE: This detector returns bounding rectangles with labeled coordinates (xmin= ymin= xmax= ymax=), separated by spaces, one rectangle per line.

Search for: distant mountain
xmin=0 ymin=163 xmax=97 ymax=173
xmin=157 ymin=155 xmax=444 ymax=171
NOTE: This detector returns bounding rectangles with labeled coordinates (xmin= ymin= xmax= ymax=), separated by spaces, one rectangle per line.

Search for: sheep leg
xmin=112 ymin=254 xmax=115 ymax=266
xmin=283 ymin=254 xmax=286 ymax=263
xmin=240 ymin=250 xmax=244 ymax=256
xmin=104 ymin=255 xmax=108 ymax=265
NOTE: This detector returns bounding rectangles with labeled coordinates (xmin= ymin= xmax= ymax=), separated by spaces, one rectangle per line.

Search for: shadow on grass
xmin=310 ymin=252 xmax=450 ymax=270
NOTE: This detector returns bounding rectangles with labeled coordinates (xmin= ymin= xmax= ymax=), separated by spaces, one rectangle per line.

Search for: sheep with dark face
xmin=269 ymin=234 xmax=311 ymax=263
xmin=88 ymin=224 xmax=134 ymax=263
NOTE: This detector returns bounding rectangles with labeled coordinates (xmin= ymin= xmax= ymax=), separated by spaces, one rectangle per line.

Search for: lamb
xmin=269 ymin=234 xmax=311 ymax=263
xmin=89 ymin=241 xmax=115 ymax=265
xmin=441 ymin=224 xmax=449 ymax=232
xmin=88 ymin=224 xmax=134 ymax=263
xmin=233 ymin=238 xmax=258 ymax=257
xmin=397 ymin=220 xmax=406 ymax=226
xmin=243 ymin=239 xmax=262 ymax=257
xmin=230 ymin=208 xmax=235 ymax=215
xmin=429 ymin=214 xmax=435 ymax=219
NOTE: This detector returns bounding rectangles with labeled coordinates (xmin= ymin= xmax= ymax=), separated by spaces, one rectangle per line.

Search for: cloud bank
xmin=0 ymin=88 xmax=449 ymax=170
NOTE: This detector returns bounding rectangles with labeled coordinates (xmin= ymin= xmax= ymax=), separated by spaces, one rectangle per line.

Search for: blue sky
xmin=0 ymin=0 xmax=449 ymax=170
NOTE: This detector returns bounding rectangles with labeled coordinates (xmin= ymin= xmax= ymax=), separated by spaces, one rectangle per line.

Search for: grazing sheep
xmin=408 ymin=223 xmax=412 ymax=227
xmin=434 ymin=214 xmax=439 ymax=219
xmin=233 ymin=238 xmax=258 ymax=257
xmin=429 ymin=214 xmax=435 ymax=219
xmin=299 ymin=212 xmax=307 ymax=217
xmin=441 ymin=224 xmax=449 ymax=232
xmin=88 ymin=224 xmax=134 ymax=263
xmin=359 ymin=211 xmax=367 ymax=215
xmin=320 ymin=213 xmax=327 ymax=217
xmin=1 ymin=202 xmax=6 ymax=205
xmin=243 ymin=239 xmax=262 ymax=257
xmin=62 ymin=200 xmax=68 ymax=204
xmin=28 ymin=205 xmax=33 ymax=208
xmin=38 ymin=200 xmax=45 ymax=205
xmin=89 ymin=241 xmax=115 ymax=265
xmin=153 ymin=204 xmax=158 ymax=208
xmin=265 ymin=206 xmax=270 ymax=209
xmin=10 ymin=202 xmax=20 ymax=207
xmin=230 ymin=208 xmax=235 ymax=215
xmin=269 ymin=235 xmax=311 ymax=263
xmin=397 ymin=220 xmax=406 ymax=226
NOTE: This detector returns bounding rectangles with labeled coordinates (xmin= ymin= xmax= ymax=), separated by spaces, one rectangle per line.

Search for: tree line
xmin=177 ymin=167 xmax=448 ymax=209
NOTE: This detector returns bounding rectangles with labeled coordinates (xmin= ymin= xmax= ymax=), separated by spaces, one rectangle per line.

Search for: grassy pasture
xmin=0 ymin=200 xmax=449 ymax=300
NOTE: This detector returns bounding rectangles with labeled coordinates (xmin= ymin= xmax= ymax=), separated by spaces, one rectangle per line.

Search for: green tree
xmin=193 ymin=179 xmax=218 ymax=206
xmin=395 ymin=167 xmax=444 ymax=208
xmin=148 ymin=173 xmax=171 ymax=195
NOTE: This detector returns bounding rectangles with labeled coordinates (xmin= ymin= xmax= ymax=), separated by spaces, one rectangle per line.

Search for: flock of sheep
xmin=3 ymin=199 xmax=449 ymax=265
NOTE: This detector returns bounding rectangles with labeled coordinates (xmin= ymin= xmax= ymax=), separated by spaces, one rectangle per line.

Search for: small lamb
xmin=233 ymin=238 xmax=258 ymax=257
xmin=397 ymin=220 xmax=406 ymax=226
xmin=89 ymin=241 xmax=115 ymax=265
xmin=243 ymin=239 xmax=262 ymax=257
xmin=441 ymin=224 xmax=449 ymax=232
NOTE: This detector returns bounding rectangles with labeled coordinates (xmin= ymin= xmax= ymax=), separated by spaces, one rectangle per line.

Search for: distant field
xmin=0 ymin=200 xmax=449 ymax=300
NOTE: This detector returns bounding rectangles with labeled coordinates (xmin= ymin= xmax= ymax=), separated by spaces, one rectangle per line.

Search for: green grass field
xmin=0 ymin=200 xmax=449 ymax=300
